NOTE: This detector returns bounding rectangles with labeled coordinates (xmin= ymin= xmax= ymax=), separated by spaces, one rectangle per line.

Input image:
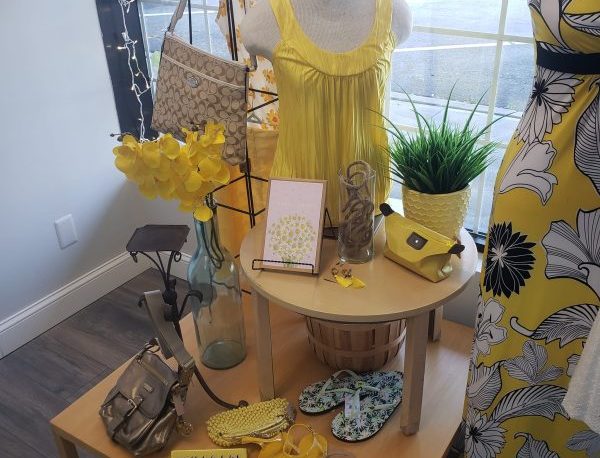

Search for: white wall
xmin=0 ymin=0 xmax=195 ymax=351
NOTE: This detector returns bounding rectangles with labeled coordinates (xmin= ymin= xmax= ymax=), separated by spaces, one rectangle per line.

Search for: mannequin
xmin=240 ymin=0 xmax=412 ymax=60
xmin=240 ymin=0 xmax=412 ymax=226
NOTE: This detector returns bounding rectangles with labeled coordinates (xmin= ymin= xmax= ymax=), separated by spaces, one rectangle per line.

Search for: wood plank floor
xmin=0 ymin=269 xmax=189 ymax=458
xmin=1 ymin=268 xmax=465 ymax=457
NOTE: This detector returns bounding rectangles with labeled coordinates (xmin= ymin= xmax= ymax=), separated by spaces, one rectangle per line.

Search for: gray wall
xmin=0 ymin=0 xmax=194 ymax=322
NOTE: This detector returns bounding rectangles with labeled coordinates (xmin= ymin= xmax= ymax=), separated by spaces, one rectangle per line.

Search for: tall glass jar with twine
xmin=338 ymin=161 xmax=376 ymax=263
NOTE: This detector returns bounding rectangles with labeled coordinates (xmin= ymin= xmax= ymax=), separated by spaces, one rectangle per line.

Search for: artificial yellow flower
xmin=172 ymin=153 xmax=192 ymax=177
xmin=198 ymin=157 xmax=222 ymax=180
xmin=188 ymin=141 xmax=209 ymax=166
xmin=139 ymin=178 xmax=159 ymax=199
xmin=178 ymin=200 xmax=196 ymax=213
xmin=200 ymin=121 xmax=225 ymax=147
xmin=193 ymin=204 xmax=213 ymax=222
xmin=141 ymin=141 xmax=161 ymax=168
xmin=159 ymin=134 xmax=180 ymax=159
xmin=214 ymin=164 xmax=231 ymax=185
xmin=184 ymin=171 xmax=205 ymax=192
xmin=181 ymin=128 xmax=198 ymax=144
xmin=153 ymin=156 xmax=172 ymax=182
xmin=112 ymin=121 xmax=230 ymax=221
xmin=157 ymin=179 xmax=176 ymax=200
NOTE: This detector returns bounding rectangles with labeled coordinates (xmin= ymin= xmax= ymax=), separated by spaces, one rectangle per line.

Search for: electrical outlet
xmin=54 ymin=214 xmax=78 ymax=249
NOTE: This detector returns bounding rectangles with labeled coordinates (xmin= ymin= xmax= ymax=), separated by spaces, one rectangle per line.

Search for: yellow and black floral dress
xmin=464 ymin=1 xmax=600 ymax=457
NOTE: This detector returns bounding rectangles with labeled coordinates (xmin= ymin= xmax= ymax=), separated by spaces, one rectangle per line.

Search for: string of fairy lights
xmin=117 ymin=0 xmax=151 ymax=140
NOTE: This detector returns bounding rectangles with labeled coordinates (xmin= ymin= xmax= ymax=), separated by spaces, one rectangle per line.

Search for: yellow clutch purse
xmin=206 ymin=398 xmax=296 ymax=447
xmin=380 ymin=204 xmax=465 ymax=282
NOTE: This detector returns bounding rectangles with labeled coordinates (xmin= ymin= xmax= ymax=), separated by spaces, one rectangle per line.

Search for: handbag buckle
xmin=407 ymin=232 xmax=428 ymax=250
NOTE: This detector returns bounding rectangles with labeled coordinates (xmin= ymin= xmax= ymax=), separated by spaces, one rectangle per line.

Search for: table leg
xmin=428 ymin=306 xmax=443 ymax=342
xmin=400 ymin=312 xmax=429 ymax=435
xmin=52 ymin=429 xmax=79 ymax=458
xmin=253 ymin=290 xmax=275 ymax=400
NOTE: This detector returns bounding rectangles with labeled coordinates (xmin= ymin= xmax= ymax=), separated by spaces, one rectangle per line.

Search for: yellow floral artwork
xmin=112 ymin=121 xmax=231 ymax=221
xmin=268 ymin=215 xmax=317 ymax=266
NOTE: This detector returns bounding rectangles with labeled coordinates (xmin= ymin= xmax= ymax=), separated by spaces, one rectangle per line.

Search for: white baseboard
xmin=0 ymin=252 xmax=191 ymax=359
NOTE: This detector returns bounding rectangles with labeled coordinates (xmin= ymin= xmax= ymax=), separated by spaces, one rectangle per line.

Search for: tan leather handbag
xmin=151 ymin=0 xmax=249 ymax=166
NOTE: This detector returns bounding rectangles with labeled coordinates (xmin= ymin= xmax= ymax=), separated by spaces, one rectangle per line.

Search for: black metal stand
xmin=127 ymin=225 xmax=246 ymax=409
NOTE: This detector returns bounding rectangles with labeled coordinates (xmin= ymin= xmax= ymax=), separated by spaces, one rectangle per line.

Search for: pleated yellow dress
xmin=464 ymin=1 xmax=600 ymax=457
xmin=268 ymin=0 xmax=394 ymax=224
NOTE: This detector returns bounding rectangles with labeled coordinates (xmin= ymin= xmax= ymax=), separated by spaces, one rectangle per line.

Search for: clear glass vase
xmin=338 ymin=162 xmax=376 ymax=263
xmin=187 ymin=201 xmax=246 ymax=369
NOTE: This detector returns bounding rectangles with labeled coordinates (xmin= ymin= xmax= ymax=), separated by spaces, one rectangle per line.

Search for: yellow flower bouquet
xmin=112 ymin=121 xmax=231 ymax=221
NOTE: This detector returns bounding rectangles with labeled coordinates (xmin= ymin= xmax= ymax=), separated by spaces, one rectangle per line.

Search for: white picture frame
xmin=260 ymin=178 xmax=327 ymax=274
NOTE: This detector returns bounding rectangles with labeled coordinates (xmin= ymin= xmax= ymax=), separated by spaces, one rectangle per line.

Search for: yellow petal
xmin=198 ymin=157 xmax=221 ymax=180
xmin=202 ymin=121 xmax=226 ymax=146
xmin=159 ymin=134 xmax=180 ymax=159
xmin=213 ymin=164 xmax=231 ymax=185
xmin=153 ymin=157 xmax=172 ymax=181
xmin=122 ymin=134 xmax=140 ymax=150
xmin=157 ymin=179 xmax=176 ymax=199
xmin=182 ymin=128 xmax=198 ymax=145
xmin=172 ymin=154 xmax=192 ymax=176
xmin=206 ymin=143 xmax=224 ymax=158
xmin=139 ymin=179 xmax=158 ymax=199
xmin=142 ymin=141 xmax=161 ymax=168
xmin=334 ymin=275 xmax=353 ymax=288
xmin=184 ymin=171 xmax=205 ymax=192
xmin=188 ymin=142 xmax=208 ymax=166
xmin=178 ymin=200 xmax=196 ymax=213
xmin=114 ymin=155 xmax=136 ymax=174
xmin=350 ymin=277 xmax=366 ymax=289
xmin=113 ymin=144 xmax=137 ymax=159
xmin=193 ymin=204 xmax=213 ymax=222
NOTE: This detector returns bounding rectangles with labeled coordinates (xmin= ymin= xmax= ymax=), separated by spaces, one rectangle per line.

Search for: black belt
xmin=536 ymin=42 xmax=600 ymax=74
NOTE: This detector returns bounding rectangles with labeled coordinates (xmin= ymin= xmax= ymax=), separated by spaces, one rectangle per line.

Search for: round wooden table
xmin=240 ymin=223 xmax=477 ymax=435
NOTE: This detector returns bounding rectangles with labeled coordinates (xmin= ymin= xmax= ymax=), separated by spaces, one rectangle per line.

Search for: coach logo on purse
xmin=407 ymin=232 xmax=428 ymax=250
xmin=187 ymin=75 xmax=200 ymax=88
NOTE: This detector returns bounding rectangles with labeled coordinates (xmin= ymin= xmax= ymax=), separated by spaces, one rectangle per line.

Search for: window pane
xmin=505 ymin=0 xmax=533 ymax=37
xmin=390 ymin=33 xmax=496 ymax=129
xmin=491 ymin=41 xmax=534 ymax=144
xmin=407 ymin=0 xmax=502 ymax=33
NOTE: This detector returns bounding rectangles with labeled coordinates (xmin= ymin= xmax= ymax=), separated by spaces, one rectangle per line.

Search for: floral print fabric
xmin=216 ymin=0 xmax=279 ymax=131
xmin=464 ymin=0 xmax=600 ymax=456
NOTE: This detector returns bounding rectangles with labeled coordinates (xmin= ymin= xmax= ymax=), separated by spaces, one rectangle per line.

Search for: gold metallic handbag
xmin=151 ymin=0 xmax=249 ymax=166
xmin=380 ymin=204 xmax=465 ymax=282
xmin=206 ymin=398 xmax=296 ymax=447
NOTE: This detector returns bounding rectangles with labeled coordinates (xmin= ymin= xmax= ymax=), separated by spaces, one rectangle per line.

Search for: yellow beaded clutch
xmin=206 ymin=398 xmax=296 ymax=447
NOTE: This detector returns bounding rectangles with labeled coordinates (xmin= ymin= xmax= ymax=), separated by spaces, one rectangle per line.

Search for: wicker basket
xmin=305 ymin=318 xmax=406 ymax=372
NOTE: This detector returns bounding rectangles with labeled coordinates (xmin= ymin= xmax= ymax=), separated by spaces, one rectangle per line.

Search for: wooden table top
xmin=51 ymin=298 xmax=474 ymax=458
xmin=240 ymin=222 xmax=478 ymax=323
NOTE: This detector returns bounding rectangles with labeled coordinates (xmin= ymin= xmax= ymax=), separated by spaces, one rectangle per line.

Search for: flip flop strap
xmin=316 ymin=370 xmax=361 ymax=398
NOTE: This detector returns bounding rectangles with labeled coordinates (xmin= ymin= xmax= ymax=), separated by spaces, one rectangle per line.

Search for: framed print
xmin=260 ymin=178 xmax=327 ymax=274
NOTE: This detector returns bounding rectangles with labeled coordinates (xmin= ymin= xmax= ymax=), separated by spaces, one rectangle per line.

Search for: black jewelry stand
xmin=127 ymin=224 xmax=246 ymax=409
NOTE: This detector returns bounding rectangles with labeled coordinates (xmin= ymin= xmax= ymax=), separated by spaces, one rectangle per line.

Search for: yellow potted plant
xmin=384 ymin=89 xmax=503 ymax=238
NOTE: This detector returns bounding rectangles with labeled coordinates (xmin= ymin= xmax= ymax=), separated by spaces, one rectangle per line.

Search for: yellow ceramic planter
xmin=402 ymin=186 xmax=471 ymax=239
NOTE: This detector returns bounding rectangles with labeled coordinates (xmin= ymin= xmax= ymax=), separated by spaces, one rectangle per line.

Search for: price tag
xmin=344 ymin=390 xmax=361 ymax=420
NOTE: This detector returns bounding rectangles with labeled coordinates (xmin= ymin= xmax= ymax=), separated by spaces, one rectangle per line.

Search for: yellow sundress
xmin=268 ymin=0 xmax=394 ymax=224
xmin=464 ymin=1 xmax=600 ymax=457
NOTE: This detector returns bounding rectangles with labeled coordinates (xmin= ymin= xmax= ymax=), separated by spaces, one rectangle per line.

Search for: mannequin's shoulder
xmin=240 ymin=0 xmax=280 ymax=60
xmin=391 ymin=0 xmax=412 ymax=45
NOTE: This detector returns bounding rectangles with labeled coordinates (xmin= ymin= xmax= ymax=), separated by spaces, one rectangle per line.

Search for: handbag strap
xmin=168 ymin=0 xmax=189 ymax=33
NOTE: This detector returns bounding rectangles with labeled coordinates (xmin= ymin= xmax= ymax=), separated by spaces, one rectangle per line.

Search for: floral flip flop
xmin=298 ymin=370 xmax=381 ymax=415
xmin=331 ymin=371 xmax=403 ymax=442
